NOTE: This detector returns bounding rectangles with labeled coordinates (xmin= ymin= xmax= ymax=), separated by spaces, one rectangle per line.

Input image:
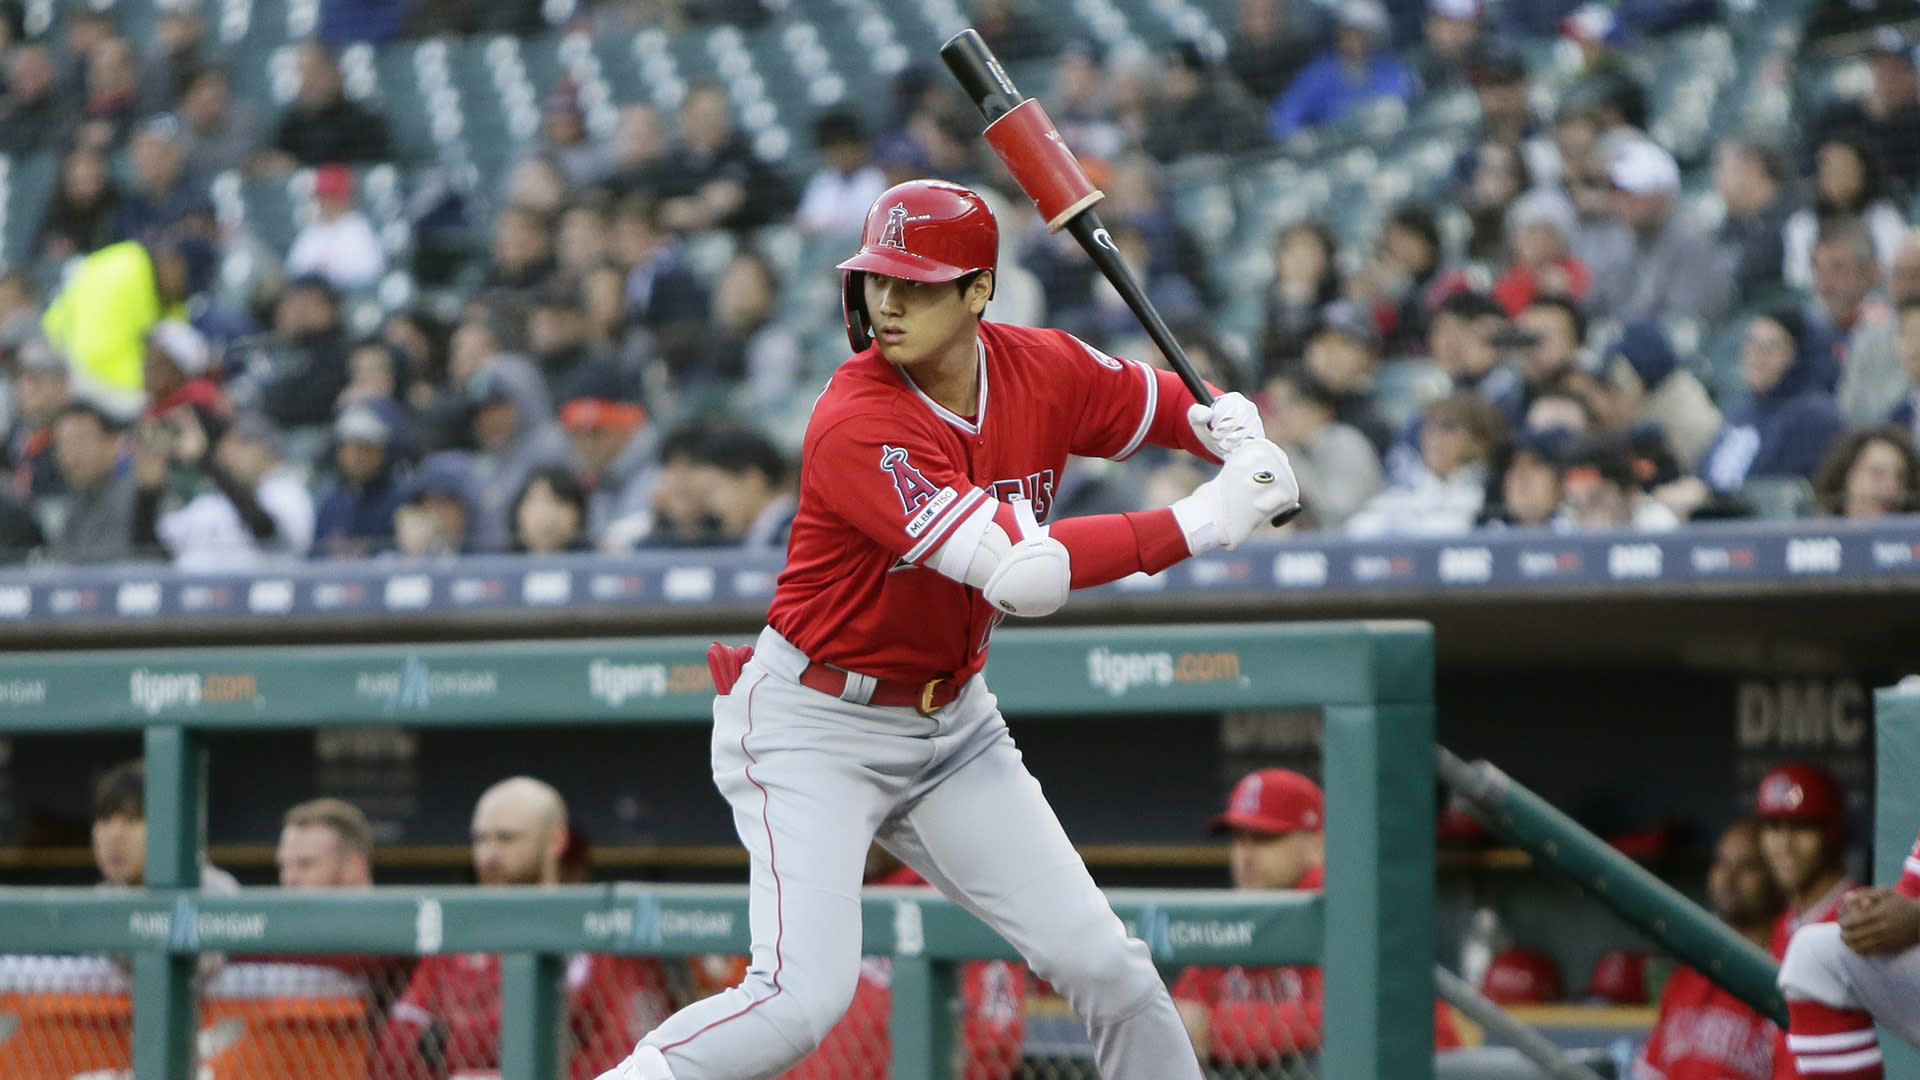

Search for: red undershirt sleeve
xmin=1050 ymin=508 xmax=1190 ymax=587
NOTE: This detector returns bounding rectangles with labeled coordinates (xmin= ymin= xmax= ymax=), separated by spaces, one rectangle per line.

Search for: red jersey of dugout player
xmin=1752 ymin=762 xmax=1858 ymax=1080
xmin=1172 ymin=769 xmax=1463 ymax=1065
xmin=774 ymin=847 xmax=1027 ymax=1080
xmin=371 ymin=779 xmax=677 ymax=1080
xmin=1634 ymin=819 xmax=1784 ymax=1080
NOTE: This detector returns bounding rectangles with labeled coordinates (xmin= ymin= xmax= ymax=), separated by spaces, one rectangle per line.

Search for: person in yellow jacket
xmin=42 ymin=236 xmax=209 ymax=417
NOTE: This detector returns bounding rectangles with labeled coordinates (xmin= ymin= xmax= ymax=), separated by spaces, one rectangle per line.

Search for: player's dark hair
xmin=1524 ymin=293 xmax=1588 ymax=345
xmin=93 ymin=759 xmax=145 ymax=822
xmin=702 ymin=424 xmax=786 ymax=488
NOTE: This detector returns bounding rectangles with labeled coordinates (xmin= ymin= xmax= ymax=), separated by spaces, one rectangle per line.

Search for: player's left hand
xmin=1838 ymin=887 xmax=1920 ymax=956
xmin=1187 ymin=392 xmax=1264 ymax=458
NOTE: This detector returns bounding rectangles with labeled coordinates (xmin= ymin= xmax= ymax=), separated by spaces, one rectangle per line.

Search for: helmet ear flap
xmin=842 ymin=271 xmax=872 ymax=351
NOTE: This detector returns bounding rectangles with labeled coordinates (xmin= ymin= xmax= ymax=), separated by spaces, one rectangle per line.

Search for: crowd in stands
xmin=0 ymin=0 xmax=1911 ymax=569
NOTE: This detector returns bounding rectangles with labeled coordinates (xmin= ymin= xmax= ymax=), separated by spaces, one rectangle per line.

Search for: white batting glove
xmin=1170 ymin=438 xmax=1300 ymax=553
xmin=1186 ymin=392 xmax=1265 ymax=458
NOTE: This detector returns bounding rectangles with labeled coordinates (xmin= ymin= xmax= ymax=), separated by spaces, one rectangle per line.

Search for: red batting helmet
xmin=838 ymin=179 xmax=998 ymax=350
xmin=1754 ymin=761 xmax=1845 ymax=848
xmin=1481 ymin=947 xmax=1564 ymax=1005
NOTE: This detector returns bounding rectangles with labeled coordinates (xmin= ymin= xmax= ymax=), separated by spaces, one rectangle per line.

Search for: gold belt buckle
xmin=919 ymin=678 xmax=946 ymax=714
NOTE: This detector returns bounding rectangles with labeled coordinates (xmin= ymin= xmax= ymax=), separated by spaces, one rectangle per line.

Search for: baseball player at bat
xmin=595 ymin=179 xmax=1297 ymax=1080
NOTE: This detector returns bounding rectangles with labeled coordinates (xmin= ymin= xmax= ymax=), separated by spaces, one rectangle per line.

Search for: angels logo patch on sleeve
xmin=879 ymin=445 xmax=941 ymax=513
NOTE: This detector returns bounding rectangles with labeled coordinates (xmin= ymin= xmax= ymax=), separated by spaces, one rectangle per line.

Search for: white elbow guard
xmin=980 ymin=499 xmax=1071 ymax=617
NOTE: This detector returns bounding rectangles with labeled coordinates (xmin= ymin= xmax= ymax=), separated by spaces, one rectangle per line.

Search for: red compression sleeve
xmin=1051 ymin=508 xmax=1191 ymax=587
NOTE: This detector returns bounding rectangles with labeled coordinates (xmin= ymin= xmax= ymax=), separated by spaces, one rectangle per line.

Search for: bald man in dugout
xmin=470 ymin=775 xmax=569 ymax=887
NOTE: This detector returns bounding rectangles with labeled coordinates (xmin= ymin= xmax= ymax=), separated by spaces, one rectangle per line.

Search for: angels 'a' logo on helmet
xmin=878 ymin=202 xmax=910 ymax=252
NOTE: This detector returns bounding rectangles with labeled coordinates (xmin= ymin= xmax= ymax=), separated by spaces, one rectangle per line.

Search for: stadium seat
xmin=1739 ymin=476 xmax=1817 ymax=520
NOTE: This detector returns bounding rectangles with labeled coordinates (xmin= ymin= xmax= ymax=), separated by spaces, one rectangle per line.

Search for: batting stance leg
xmin=879 ymin=687 xmax=1207 ymax=1080
xmin=1780 ymin=921 xmax=1920 ymax=1076
xmin=615 ymin=658 xmax=925 ymax=1080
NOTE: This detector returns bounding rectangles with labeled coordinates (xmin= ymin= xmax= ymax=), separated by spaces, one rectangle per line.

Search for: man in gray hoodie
xmin=49 ymin=400 xmax=137 ymax=564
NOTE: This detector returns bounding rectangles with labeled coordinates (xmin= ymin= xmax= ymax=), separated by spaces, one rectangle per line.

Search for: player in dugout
xmin=1777 ymin=823 xmax=1920 ymax=1080
xmin=371 ymin=777 xmax=676 ymax=1080
xmin=1172 ymin=767 xmax=1463 ymax=1065
xmin=594 ymin=179 xmax=1298 ymax=1080
xmin=1754 ymin=762 xmax=1860 ymax=1080
xmin=1634 ymin=819 xmax=1783 ymax=1080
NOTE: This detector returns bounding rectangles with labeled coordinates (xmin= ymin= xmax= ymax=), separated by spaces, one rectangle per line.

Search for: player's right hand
xmin=1170 ymin=438 xmax=1300 ymax=553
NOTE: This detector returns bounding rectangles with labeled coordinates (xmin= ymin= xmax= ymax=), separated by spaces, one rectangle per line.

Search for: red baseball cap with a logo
xmin=1209 ymin=769 xmax=1324 ymax=836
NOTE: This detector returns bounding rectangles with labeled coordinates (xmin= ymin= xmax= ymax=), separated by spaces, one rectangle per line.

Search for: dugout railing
xmin=0 ymin=622 xmax=1437 ymax=1080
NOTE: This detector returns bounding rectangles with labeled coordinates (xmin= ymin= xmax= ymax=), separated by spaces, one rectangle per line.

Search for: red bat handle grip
xmin=984 ymin=100 xmax=1104 ymax=233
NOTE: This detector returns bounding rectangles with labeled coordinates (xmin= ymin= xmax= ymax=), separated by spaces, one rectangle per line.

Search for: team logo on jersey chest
xmin=880 ymin=445 xmax=940 ymax=514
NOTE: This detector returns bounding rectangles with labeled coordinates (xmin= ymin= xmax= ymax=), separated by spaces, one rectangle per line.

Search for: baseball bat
xmin=940 ymin=29 xmax=1303 ymax=527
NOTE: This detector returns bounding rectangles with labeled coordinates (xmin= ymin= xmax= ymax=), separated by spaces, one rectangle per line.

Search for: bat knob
xmin=1253 ymin=471 xmax=1275 ymax=484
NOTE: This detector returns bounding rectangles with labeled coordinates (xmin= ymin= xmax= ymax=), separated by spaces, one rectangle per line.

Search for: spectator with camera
xmin=133 ymin=409 xmax=315 ymax=570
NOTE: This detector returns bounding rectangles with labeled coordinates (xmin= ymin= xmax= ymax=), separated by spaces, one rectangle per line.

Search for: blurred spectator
xmin=1049 ymin=40 xmax=1123 ymax=162
xmin=706 ymin=251 xmax=802 ymax=410
xmin=0 ymin=43 xmax=72 ymax=156
xmin=538 ymin=81 xmax=616 ymax=189
xmin=138 ymin=2 xmax=209 ymax=116
xmin=135 ymin=409 xmax=315 ymax=570
xmin=1811 ymin=426 xmax=1920 ymax=518
xmin=1783 ymin=134 xmax=1906 ymax=293
xmin=1714 ymin=135 xmax=1796 ymax=297
xmin=1430 ymin=289 xmax=1517 ymax=402
xmin=653 ymin=80 xmax=793 ymax=232
xmin=1523 ymin=388 xmax=1597 ymax=437
xmin=1491 ymin=189 xmax=1591 ymax=316
xmin=1560 ymin=434 xmax=1680 ymax=531
xmin=601 ymin=103 xmax=669 ymax=199
xmin=319 ymin=0 xmax=408 ymax=44
xmin=1635 ymin=820 xmax=1782 ymax=1080
xmin=243 ymin=276 xmax=352 ymax=429
xmin=1552 ymin=99 xmax=1618 ymax=263
xmin=1456 ymin=40 xmax=1558 ymax=186
xmin=47 ymin=401 xmax=133 ymax=563
xmin=1299 ymin=302 xmax=1394 ymax=455
xmin=1085 ymin=223 xmax=1202 ymax=354
xmin=1458 ymin=139 xmax=1532 ymax=262
xmin=91 ymin=760 xmax=240 ymax=988
xmin=314 ymin=401 xmax=409 ymax=558
xmin=1699 ymin=308 xmax=1847 ymax=494
xmin=1595 ymin=322 xmax=1722 ymax=472
xmin=371 ymin=777 xmax=674 ymax=1080
xmin=9 ymin=338 xmax=71 ymax=499
xmin=698 ymin=424 xmax=793 ymax=548
xmin=176 ymin=66 xmax=267 ymax=179
xmin=142 ymin=320 xmax=227 ymax=441
xmin=1261 ymin=221 xmax=1343 ymax=370
xmin=1227 ymin=0 xmax=1316 ymax=105
xmin=392 ymin=452 xmax=480 ymax=557
xmin=509 ymin=464 xmax=591 ymax=554
xmin=1807 ymin=220 xmax=1890 ymax=378
xmin=1806 ymin=26 xmax=1920 ymax=193
xmin=1142 ymin=41 xmax=1266 ymax=163
xmin=34 ymin=144 xmax=123 ymax=266
xmin=339 ymin=339 xmax=415 ymax=414
xmin=487 ymin=204 xmax=558 ymax=293
xmin=562 ymin=377 xmax=653 ymax=545
xmin=1173 ymin=769 xmax=1462 ymax=1064
xmin=1586 ymin=139 xmax=1732 ymax=326
xmin=1348 ymin=391 xmax=1506 ymax=536
xmin=43 ymin=234 xmax=212 ymax=417
xmin=1264 ymin=370 xmax=1383 ymax=530
xmin=1504 ymin=295 xmax=1587 ymax=422
xmin=505 ymin=156 xmax=571 ymax=218
xmin=625 ymin=420 xmax=723 ymax=549
xmin=286 ymin=164 xmax=388 ymax=290
xmin=263 ymin=40 xmax=392 ymax=170
xmin=796 ymin=109 xmax=887 ymax=239
xmin=1268 ymin=0 xmax=1413 ymax=140
xmin=1415 ymin=0 xmax=1484 ymax=94
xmin=77 ymin=37 xmax=142 ymax=150
xmin=1559 ymin=3 xmax=1636 ymax=78
xmin=555 ymin=198 xmax=613 ymax=282
xmin=1482 ymin=427 xmax=1567 ymax=528
xmin=1840 ymin=230 xmax=1920 ymax=425
xmin=463 ymin=363 xmax=571 ymax=552
xmin=971 ymin=0 xmax=1052 ymax=62
xmin=527 ymin=282 xmax=611 ymax=406
xmin=116 ymin=116 xmax=206 ymax=246
xmin=1350 ymin=203 xmax=1444 ymax=356
xmin=616 ymin=194 xmax=710 ymax=372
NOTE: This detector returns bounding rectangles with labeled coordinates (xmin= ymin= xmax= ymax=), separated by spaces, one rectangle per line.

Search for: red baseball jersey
xmin=1898 ymin=828 xmax=1920 ymax=900
xmin=370 ymin=952 xmax=675 ymax=1080
xmin=1170 ymin=865 xmax=1462 ymax=1064
xmin=1635 ymin=965 xmax=1776 ymax=1080
xmin=1767 ymin=878 xmax=1858 ymax=1080
xmin=768 ymin=320 xmax=1209 ymax=684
